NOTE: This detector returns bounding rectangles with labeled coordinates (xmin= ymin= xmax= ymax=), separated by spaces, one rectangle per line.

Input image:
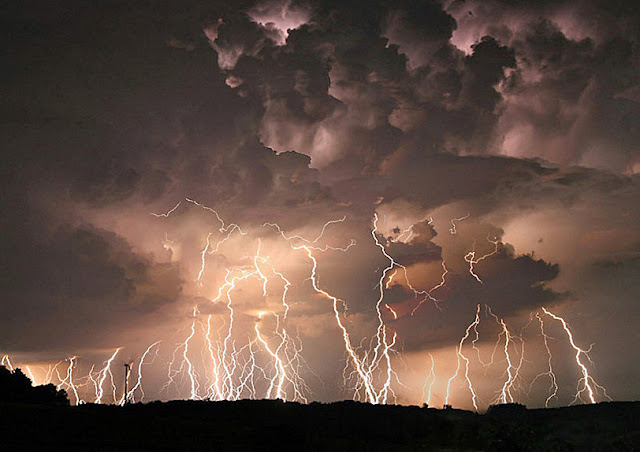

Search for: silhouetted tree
xmin=0 ymin=365 xmax=69 ymax=406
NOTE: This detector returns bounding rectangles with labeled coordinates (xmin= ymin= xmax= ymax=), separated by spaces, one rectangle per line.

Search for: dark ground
xmin=1 ymin=399 xmax=639 ymax=451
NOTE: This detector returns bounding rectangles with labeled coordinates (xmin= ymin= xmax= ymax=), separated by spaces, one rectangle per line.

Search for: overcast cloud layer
xmin=1 ymin=0 xmax=638 ymax=408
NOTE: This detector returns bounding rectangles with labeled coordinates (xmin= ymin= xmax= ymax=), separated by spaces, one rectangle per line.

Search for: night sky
xmin=2 ymin=0 xmax=639 ymax=410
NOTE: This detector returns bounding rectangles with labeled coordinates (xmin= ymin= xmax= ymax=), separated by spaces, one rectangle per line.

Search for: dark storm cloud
xmin=397 ymin=247 xmax=564 ymax=351
xmin=0 ymin=0 xmax=594 ymax=326
xmin=1 ymin=0 xmax=338 ymax=218
xmin=384 ymin=219 xmax=442 ymax=266
xmin=207 ymin=0 xmax=638 ymax=173
xmin=0 ymin=222 xmax=182 ymax=352
xmin=1 ymin=0 xmax=639 ymax=403
xmin=205 ymin=0 xmax=413 ymax=169
xmin=493 ymin=20 xmax=640 ymax=170
xmin=4 ymin=0 xmax=637 ymax=211
xmin=208 ymin=0 xmax=526 ymax=176
xmin=457 ymin=244 xmax=562 ymax=315
xmin=438 ymin=0 xmax=640 ymax=171
xmin=378 ymin=216 xmax=563 ymax=350
xmin=446 ymin=0 xmax=640 ymax=46
xmin=383 ymin=0 xmax=457 ymax=69
xmin=383 ymin=154 xmax=551 ymax=210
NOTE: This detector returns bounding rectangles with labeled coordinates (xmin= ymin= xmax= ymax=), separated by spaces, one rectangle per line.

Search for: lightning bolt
xmin=410 ymin=260 xmax=449 ymax=315
xmin=264 ymin=215 xmax=396 ymax=403
xmin=87 ymin=364 xmax=100 ymax=401
xmin=184 ymin=308 xmax=200 ymax=400
xmin=445 ymin=304 xmax=480 ymax=411
xmin=126 ymin=341 xmax=162 ymax=403
xmin=368 ymin=213 xmax=400 ymax=404
xmin=449 ymin=213 xmax=470 ymax=235
xmin=47 ymin=361 xmax=63 ymax=385
xmin=529 ymin=312 xmax=559 ymax=407
xmin=150 ymin=201 xmax=182 ymax=218
xmin=57 ymin=356 xmax=82 ymax=405
xmin=464 ymin=235 xmax=500 ymax=284
xmin=541 ymin=307 xmax=611 ymax=405
xmin=25 ymin=365 xmax=36 ymax=384
xmin=422 ymin=353 xmax=436 ymax=407
xmin=254 ymin=312 xmax=287 ymax=400
xmin=266 ymin=213 xmax=403 ymax=404
xmin=164 ymin=308 xmax=201 ymax=400
xmin=1 ymin=354 xmax=14 ymax=371
xmin=196 ymin=232 xmax=214 ymax=286
xmin=298 ymin=244 xmax=379 ymax=403
xmin=96 ymin=348 xmax=121 ymax=404
xmin=204 ymin=314 xmax=223 ymax=400
xmin=395 ymin=225 xmax=414 ymax=243
xmin=469 ymin=306 xmax=503 ymax=372
xmin=263 ymin=216 xmax=348 ymax=246
xmin=213 ymin=269 xmax=257 ymax=400
xmin=496 ymin=318 xmax=521 ymax=404
xmin=370 ymin=216 xmax=448 ymax=316
xmin=68 ymin=201 xmax=601 ymax=408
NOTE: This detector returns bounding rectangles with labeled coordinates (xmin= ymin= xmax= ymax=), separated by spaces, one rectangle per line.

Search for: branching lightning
xmin=464 ymin=235 xmax=500 ymax=284
xmin=445 ymin=304 xmax=480 ymax=410
xmin=96 ymin=348 xmax=121 ymax=404
xmin=0 ymin=203 xmax=612 ymax=411
xmin=541 ymin=307 xmax=611 ymax=405
xmin=529 ymin=312 xmax=559 ymax=407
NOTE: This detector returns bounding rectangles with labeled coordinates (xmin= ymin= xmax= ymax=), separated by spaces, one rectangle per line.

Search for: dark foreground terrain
xmin=1 ymin=399 xmax=639 ymax=451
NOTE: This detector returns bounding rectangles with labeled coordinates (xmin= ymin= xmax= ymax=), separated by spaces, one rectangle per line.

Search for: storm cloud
xmin=1 ymin=0 xmax=638 ymax=408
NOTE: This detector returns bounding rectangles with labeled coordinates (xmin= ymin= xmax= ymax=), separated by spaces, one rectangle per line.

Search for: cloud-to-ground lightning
xmin=1 ymin=355 xmax=14 ymax=371
xmin=57 ymin=357 xmax=82 ymax=405
xmin=445 ymin=304 xmax=481 ymax=410
xmin=125 ymin=341 xmax=162 ymax=403
xmin=529 ymin=312 xmax=559 ymax=407
xmin=298 ymin=244 xmax=379 ymax=403
xmin=437 ymin=302 xmax=609 ymax=411
xmin=0 ymin=203 xmax=612 ymax=411
xmin=422 ymin=353 xmax=436 ymax=406
xmin=152 ymin=201 xmax=318 ymax=402
xmin=541 ymin=307 xmax=611 ymax=405
xmin=264 ymin=214 xmax=400 ymax=404
xmin=496 ymin=318 xmax=522 ymax=404
xmin=254 ymin=312 xmax=287 ymax=400
xmin=96 ymin=348 xmax=121 ymax=404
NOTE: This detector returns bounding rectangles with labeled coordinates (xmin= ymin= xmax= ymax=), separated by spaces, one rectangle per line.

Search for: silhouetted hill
xmin=0 ymin=398 xmax=638 ymax=451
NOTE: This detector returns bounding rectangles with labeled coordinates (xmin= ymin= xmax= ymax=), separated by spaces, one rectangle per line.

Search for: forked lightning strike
xmin=542 ymin=308 xmax=611 ymax=405
xmin=464 ymin=235 xmax=500 ymax=284
xmin=0 ymin=203 xmax=611 ymax=411
xmin=445 ymin=304 xmax=480 ymax=410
